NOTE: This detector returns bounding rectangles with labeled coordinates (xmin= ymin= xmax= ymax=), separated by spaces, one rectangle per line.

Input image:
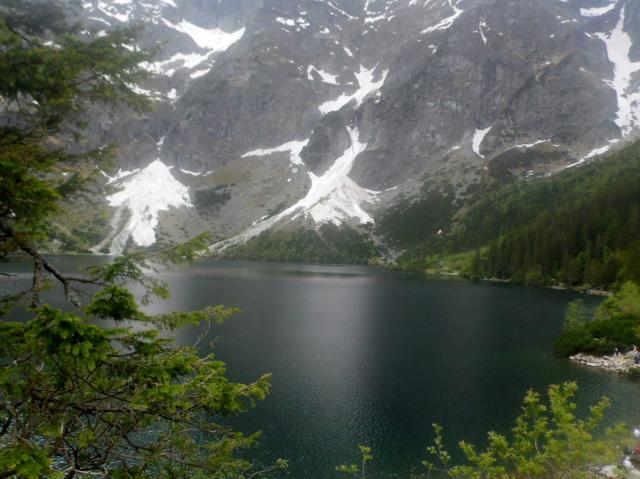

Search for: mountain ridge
xmin=62 ymin=0 xmax=640 ymax=257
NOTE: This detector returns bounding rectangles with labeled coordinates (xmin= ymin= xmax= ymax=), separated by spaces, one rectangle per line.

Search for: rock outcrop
xmin=74 ymin=0 xmax=640 ymax=254
xmin=570 ymin=351 xmax=640 ymax=373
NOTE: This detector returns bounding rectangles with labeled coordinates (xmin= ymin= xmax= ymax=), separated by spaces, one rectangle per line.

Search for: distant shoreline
xmin=570 ymin=352 xmax=639 ymax=374
xmin=2 ymin=253 xmax=616 ymax=297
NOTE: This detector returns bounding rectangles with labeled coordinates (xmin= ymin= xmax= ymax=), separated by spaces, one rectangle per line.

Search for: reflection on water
xmin=2 ymin=257 xmax=639 ymax=478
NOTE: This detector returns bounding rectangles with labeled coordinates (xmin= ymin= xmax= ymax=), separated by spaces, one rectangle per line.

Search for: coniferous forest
xmin=391 ymin=141 xmax=640 ymax=290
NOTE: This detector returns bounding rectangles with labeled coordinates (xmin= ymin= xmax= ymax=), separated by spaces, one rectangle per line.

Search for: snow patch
xmin=582 ymin=144 xmax=611 ymax=159
xmin=88 ymin=16 xmax=111 ymax=27
xmin=242 ymin=139 xmax=310 ymax=165
xmin=190 ymin=67 xmax=211 ymax=79
xmin=319 ymin=65 xmax=388 ymax=114
xmin=162 ymin=19 xmax=245 ymax=52
xmin=566 ymin=144 xmax=612 ymax=169
xmin=179 ymin=168 xmax=212 ymax=176
xmin=95 ymin=154 xmax=191 ymax=255
xmin=102 ymin=168 xmax=140 ymax=184
xmin=478 ymin=20 xmax=488 ymax=45
xmin=325 ymin=1 xmax=358 ymax=20
xmin=97 ymin=0 xmax=131 ymax=22
xmin=472 ymin=126 xmax=492 ymax=157
xmin=143 ymin=51 xmax=215 ymax=76
xmin=510 ymin=139 xmax=551 ymax=150
xmin=422 ymin=0 xmax=463 ymax=34
xmin=595 ymin=5 xmax=640 ymax=136
xmin=581 ymin=3 xmax=616 ymax=17
xmin=307 ymin=65 xmax=340 ymax=84
xmin=213 ymin=128 xmax=377 ymax=250
xmin=295 ymin=128 xmax=377 ymax=225
xmin=365 ymin=14 xmax=386 ymax=24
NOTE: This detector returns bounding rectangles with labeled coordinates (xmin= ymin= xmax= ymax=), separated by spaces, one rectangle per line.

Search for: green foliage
xmin=564 ymin=299 xmax=589 ymax=331
xmin=423 ymin=423 xmax=451 ymax=475
xmin=597 ymin=282 xmax=640 ymax=321
xmin=389 ymin=250 xmax=475 ymax=276
xmin=224 ymin=224 xmax=380 ymax=264
xmin=463 ymin=142 xmax=640 ymax=287
xmin=0 ymin=3 xmax=282 ymax=478
xmin=0 ymin=289 xmax=276 ymax=478
xmin=337 ymin=445 xmax=373 ymax=479
xmin=555 ymin=282 xmax=640 ymax=357
xmin=377 ymin=188 xmax=457 ymax=249
xmin=193 ymin=186 xmax=231 ymax=213
xmin=393 ymin=141 xmax=640 ymax=289
xmin=0 ymin=0 xmax=152 ymax=258
xmin=420 ymin=382 xmax=627 ymax=479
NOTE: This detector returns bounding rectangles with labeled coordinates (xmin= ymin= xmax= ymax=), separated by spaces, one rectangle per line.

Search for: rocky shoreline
xmin=570 ymin=352 xmax=639 ymax=374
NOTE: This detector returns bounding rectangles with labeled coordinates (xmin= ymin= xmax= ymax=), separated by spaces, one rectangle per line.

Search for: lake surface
xmin=2 ymin=257 xmax=640 ymax=478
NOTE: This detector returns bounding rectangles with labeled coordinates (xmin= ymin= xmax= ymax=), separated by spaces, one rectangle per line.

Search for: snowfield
xmin=212 ymin=127 xmax=377 ymax=251
xmin=94 ymin=160 xmax=191 ymax=255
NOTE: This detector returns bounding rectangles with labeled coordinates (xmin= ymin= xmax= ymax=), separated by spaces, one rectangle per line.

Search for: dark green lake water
xmin=2 ymin=257 xmax=640 ymax=478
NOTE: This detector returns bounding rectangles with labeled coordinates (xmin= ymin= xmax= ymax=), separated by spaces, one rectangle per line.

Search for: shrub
xmin=555 ymin=283 xmax=640 ymax=357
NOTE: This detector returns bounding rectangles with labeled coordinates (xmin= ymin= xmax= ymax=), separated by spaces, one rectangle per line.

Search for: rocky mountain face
xmin=77 ymin=0 xmax=640 ymax=256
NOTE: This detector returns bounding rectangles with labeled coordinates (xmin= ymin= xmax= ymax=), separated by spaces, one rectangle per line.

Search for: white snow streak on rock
xmin=96 ymin=160 xmax=191 ymax=255
xmin=97 ymin=0 xmax=131 ymax=22
xmin=325 ymin=1 xmax=357 ymax=20
xmin=580 ymin=3 xmax=616 ymax=17
xmin=102 ymin=168 xmax=140 ymax=184
xmin=319 ymin=65 xmax=388 ymax=114
xmin=179 ymin=168 xmax=212 ymax=176
xmin=596 ymin=5 xmax=640 ymax=136
xmin=365 ymin=14 xmax=386 ymax=24
xmin=566 ymin=143 xmax=615 ymax=169
xmin=142 ymin=22 xmax=244 ymax=78
xmin=276 ymin=17 xmax=295 ymax=26
xmin=162 ymin=19 xmax=245 ymax=52
xmin=143 ymin=51 xmax=215 ymax=76
xmin=190 ymin=67 xmax=211 ymax=79
xmin=421 ymin=0 xmax=463 ymax=34
xmin=88 ymin=16 xmax=112 ymax=26
xmin=472 ymin=126 xmax=492 ymax=157
xmin=213 ymin=128 xmax=377 ymax=251
xmin=510 ymin=139 xmax=551 ymax=149
xmin=307 ymin=65 xmax=340 ymax=84
xmin=478 ymin=20 xmax=488 ymax=44
xmin=582 ymin=144 xmax=611 ymax=160
xmin=242 ymin=139 xmax=310 ymax=166
xmin=295 ymin=127 xmax=376 ymax=225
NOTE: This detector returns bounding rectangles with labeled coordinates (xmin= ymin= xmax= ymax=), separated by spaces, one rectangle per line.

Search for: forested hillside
xmin=222 ymin=224 xmax=380 ymax=264
xmin=391 ymin=141 xmax=640 ymax=289
xmin=223 ymin=140 xmax=640 ymax=288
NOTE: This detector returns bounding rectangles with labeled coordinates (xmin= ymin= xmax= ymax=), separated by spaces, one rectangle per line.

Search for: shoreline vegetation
xmin=555 ymin=282 xmax=640 ymax=377
xmin=384 ymin=260 xmax=615 ymax=296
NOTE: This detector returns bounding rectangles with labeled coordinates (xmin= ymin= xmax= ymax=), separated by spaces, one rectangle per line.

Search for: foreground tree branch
xmin=0 ymin=2 xmax=284 ymax=478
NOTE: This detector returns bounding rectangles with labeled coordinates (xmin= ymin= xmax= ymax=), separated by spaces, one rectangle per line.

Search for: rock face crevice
xmin=78 ymin=0 xmax=640 ymax=253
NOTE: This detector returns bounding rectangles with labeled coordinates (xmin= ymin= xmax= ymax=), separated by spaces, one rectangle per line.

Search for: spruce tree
xmin=0 ymin=2 xmax=282 ymax=477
